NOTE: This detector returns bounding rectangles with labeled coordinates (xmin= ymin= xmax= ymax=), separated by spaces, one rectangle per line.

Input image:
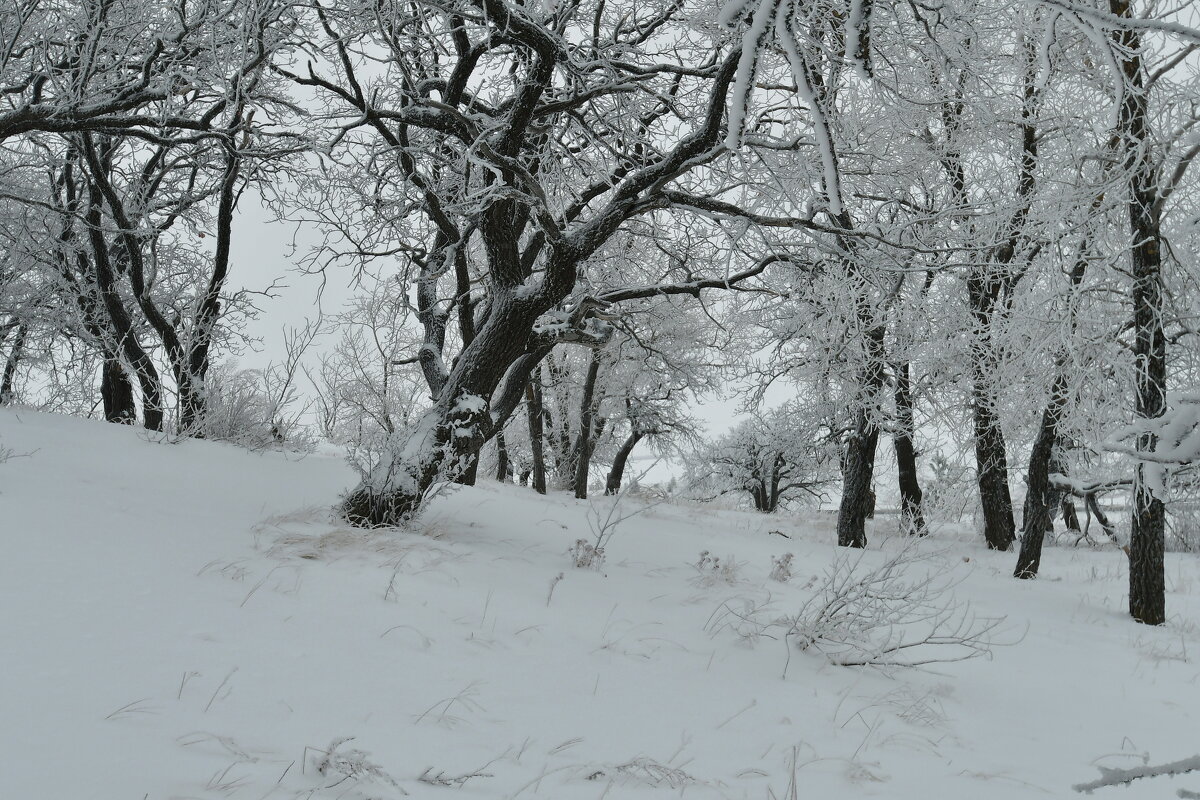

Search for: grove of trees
xmin=3 ymin=0 xmax=1200 ymax=626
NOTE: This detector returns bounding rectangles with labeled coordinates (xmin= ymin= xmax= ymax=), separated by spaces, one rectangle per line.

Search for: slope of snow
xmin=2 ymin=409 xmax=1199 ymax=799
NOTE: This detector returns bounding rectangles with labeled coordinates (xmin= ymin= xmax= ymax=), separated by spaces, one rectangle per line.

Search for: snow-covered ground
xmin=2 ymin=408 xmax=1199 ymax=799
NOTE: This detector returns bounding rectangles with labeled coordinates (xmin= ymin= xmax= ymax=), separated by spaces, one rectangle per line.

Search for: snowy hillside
xmin=2 ymin=409 xmax=1199 ymax=799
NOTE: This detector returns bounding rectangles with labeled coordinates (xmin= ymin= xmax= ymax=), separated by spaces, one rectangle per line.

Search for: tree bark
xmin=838 ymin=414 xmax=880 ymax=546
xmin=571 ymin=351 xmax=602 ymax=499
xmin=605 ymin=430 xmax=645 ymax=495
xmin=83 ymin=183 xmax=164 ymax=431
xmin=837 ymin=325 xmax=886 ymax=548
xmin=1061 ymin=498 xmax=1080 ymax=532
xmin=1111 ymin=0 xmax=1166 ymax=625
xmin=893 ymin=361 xmax=926 ymax=535
xmin=341 ymin=294 xmax=542 ymax=525
xmin=969 ymin=276 xmax=1016 ymax=551
xmin=181 ymin=140 xmax=241 ymax=432
xmin=526 ymin=373 xmax=548 ymax=495
xmin=101 ymin=358 xmax=137 ymax=423
xmin=494 ymin=428 xmax=512 ymax=482
xmin=0 ymin=323 xmax=27 ymax=404
xmin=1014 ymin=372 xmax=1070 ymax=577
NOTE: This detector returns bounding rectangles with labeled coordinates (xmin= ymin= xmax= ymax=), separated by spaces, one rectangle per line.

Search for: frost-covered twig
xmin=418 ymin=766 xmax=494 ymax=788
xmin=309 ymin=737 xmax=406 ymax=793
xmin=1073 ymin=754 xmax=1200 ymax=793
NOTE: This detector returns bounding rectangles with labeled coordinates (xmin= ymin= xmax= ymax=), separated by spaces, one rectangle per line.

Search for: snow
xmin=452 ymin=393 xmax=488 ymax=416
xmin=3 ymin=409 xmax=1200 ymax=799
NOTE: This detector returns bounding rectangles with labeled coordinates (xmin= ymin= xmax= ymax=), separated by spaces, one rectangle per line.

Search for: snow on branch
xmin=1106 ymin=389 xmax=1200 ymax=466
xmin=718 ymin=0 xmax=846 ymax=214
xmin=1101 ymin=389 xmax=1200 ymax=498
xmin=1073 ymin=754 xmax=1200 ymax=794
xmin=1034 ymin=0 xmax=1200 ymax=43
xmin=598 ymin=253 xmax=781 ymax=303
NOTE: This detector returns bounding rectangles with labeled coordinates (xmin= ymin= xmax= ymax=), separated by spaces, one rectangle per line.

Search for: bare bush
xmin=782 ymin=541 xmax=1006 ymax=669
xmin=197 ymin=362 xmax=314 ymax=452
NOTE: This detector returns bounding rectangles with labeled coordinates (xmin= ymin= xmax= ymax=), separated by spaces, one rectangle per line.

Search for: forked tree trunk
xmin=101 ymin=357 xmax=137 ymax=423
xmin=1014 ymin=245 xmax=1088 ymax=578
xmin=893 ymin=361 xmax=926 ymax=535
xmin=605 ymin=430 xmax=645 ymax=495
xmin=766 ymin=453 xmax=786 ymax=513
xmin=341 ymin=295 xmax=541 ymax=525
xmin=526 ymin=374 xmax=548 ymax=495
xmin=83 ymin=194 xmax=164 ymax=432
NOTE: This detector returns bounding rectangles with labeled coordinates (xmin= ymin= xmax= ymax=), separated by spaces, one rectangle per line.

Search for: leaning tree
xmin=284 ymin=0 xmax=814 ymax=525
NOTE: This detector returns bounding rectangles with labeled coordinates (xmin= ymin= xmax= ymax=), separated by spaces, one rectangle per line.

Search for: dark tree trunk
xmin=494 ymin=429 xmax=512 ymax=482
xmin=837 ymin=326 xmax=886 ymax=548
xmin=456 ymin=454 xmax=479 ymax=486
xmin=1061 ymin=498 xmax=1081 ymax=532
xmin=961 ymin=37 xmax=1039 ymax=553
xmin=101 ymin=358 xmax=137 ymax=423
xmin=1015 ymin=372 xmax=1071 ymax=577
xmin=544 ymin=353 xmax=573 ymax=486
xmin=1014 ymin=245 xmax=1088 ymax=577
xmin=341 ymin=295 xmax=542 ymax=525
xmin=1110 ymin=0 xmax=1166 ymax=625
xmin=893 ymin=361 xmax=925 ymax=535
xmin=81 ymin=135 xmax=194 ymax=430
xmin=525 ymin=373 xmax=548 ymax=495
xmin=969 ymin=275 xmax=1016 ymax=551
xmin=749 ymin=476 xmax=772 ymax=512
xmin=605 ymin=430 xmax=645 ymax=495
xmin=0 ymin=323 xmax=27 ymax=404
xmin=767 ymin=453 xmax=785 ymax=513
xmin=181 ymin=142 xmax=240 ymax=432
xmin=838 ymin=417 xmax=879 ymax=546
xmin=83 ymin=185 xmax=164 ymax=432
xmin=571 ymin=351 xmax=602 ymax=500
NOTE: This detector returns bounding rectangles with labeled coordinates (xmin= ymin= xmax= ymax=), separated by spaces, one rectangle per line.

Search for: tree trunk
xmin=0 ymin=323 xmax=27 ymax=404
xmin=495 ymin=429 xmax=512 ymax=482
xmin=180 ymin=141 xmax=242 ymax=433
xmin=1014 ymin=372 xmax=1070 ymax=577
xmin=341 ymin=295 xmax=540 ymax=525
xmin=1061 ymin=498 xmax=1080 ymax=532
xmin=969 ymin=276 xmax=1016 ymax=551
xmin=837 ymin=326 xmax=886 ymax=548
xmin=838 ymin=415 xmax=879 ymax=546
xmin=766 ymin=453 xmax=786 ymax=513
xmin=1109 ymin=0 xmax=1166 ymax=625
xmin=893 ymin=361 xmax=926 ymax=535
xmin=83 ymin=189 xmax=164 ymax=431
xmin=526 ymin=373 xmax=548 ymax=495
xmin=456 ymin=454 xmax=479 ymax=486
xmin=571 ymin=351 xmax=602 ymax=499
xmin=101 ymin=357 xmax=137 ymax=423
xmin=750 ymin=476 xmax=772 ymax=512
xmin=605 ymin=430 xmax=645 ymax=495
